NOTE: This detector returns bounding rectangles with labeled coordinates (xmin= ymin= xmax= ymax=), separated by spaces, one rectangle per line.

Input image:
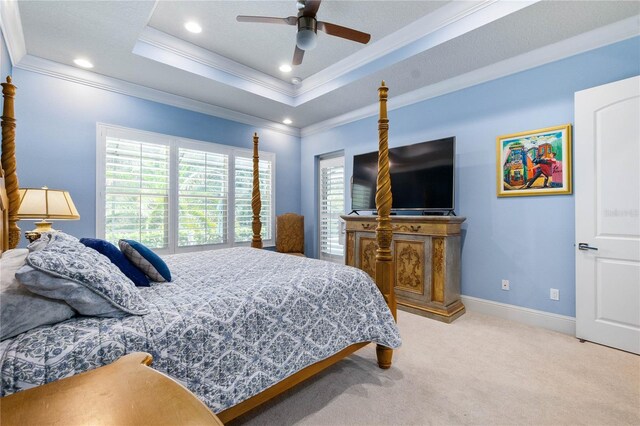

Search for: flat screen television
xmin=351 ymin=137 xmax=455 ymax=212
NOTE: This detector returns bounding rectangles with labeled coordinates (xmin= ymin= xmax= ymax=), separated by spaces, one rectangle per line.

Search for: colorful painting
xmin=496 ymin=124 xmax=572 ymax=197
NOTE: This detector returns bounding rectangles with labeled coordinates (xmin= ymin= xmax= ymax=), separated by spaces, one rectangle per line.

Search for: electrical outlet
xmin=550 ymin=288 xmax=560 ymax=301
xmin=501 ymin=279 xmax=510 ymax=291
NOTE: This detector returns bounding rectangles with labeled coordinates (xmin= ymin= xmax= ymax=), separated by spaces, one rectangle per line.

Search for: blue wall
xmin=301 ymin=37 xmax=640 ymax=317
xmin=9 ymin=36 xmax=640 ymax=316
xmin=12 ymin=68 xmax=301 ymax=242
xmin=1 ymin=30 xmax=11 ymax=80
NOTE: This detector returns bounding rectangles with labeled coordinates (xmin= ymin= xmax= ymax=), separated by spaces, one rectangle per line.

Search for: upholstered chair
xmin=276 ymin=213 xmax=305 ymax=257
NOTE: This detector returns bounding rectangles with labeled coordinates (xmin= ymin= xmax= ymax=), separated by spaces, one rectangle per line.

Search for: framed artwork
xmin=496 ymin=124 xmax=572 ymax=197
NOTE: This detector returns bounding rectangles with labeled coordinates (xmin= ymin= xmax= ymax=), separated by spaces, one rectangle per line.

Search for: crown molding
xmin=15 ymin=55 xmax=301 ymax=137
xmin=134 ymin=27 xmax=297 ymax=105
xmin=301 ymin=15 xmax=640 ymax=138
xmin=0 ymin=0 xmax=26 ymax=65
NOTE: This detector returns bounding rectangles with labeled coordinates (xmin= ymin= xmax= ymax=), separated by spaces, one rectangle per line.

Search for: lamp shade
xmin=17 ymin=187 xmax=80 ymax=220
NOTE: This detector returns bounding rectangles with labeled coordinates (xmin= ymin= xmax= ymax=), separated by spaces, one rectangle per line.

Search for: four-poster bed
xmin=0 ymin=76 xmax=398 ymax=423
xmin=1 ymin=76 xmax=18 ymax=253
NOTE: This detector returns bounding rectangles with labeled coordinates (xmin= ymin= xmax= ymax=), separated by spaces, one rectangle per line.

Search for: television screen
xmin=351 ymin=137 xmax=455 ymax=211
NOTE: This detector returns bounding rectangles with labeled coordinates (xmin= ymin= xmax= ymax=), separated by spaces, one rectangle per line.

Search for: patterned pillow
xmin=16 ymin=233 xmax=149 ymax=317
xmin=80 ymin=238 xmax=150 ymax=287
xmin=27 ymin=231 xmax=78 ymax=252
xmin=119 ymin=240 xmax=171 ymax=282
xmin=1 ymin=249 xmax=75 ymax=340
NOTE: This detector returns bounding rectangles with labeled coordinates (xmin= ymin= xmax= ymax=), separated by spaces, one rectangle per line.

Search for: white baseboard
xmin=461 ymin=295 xmax=576 ymax=336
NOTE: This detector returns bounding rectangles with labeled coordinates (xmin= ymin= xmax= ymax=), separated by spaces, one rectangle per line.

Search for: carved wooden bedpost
xmin=251 ymin=132 xmax=263 ymax=249
xmin=375 ymin=81 xmax=396 ymax=369
xmin=1 ymin=76 xmax=20 ymax=249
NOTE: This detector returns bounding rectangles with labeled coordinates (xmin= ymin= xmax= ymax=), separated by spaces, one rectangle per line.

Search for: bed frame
xmin=0 ymin=77 xmax=17 ymax=254
xmin=0 ymin=76 xmax=396 ymax=423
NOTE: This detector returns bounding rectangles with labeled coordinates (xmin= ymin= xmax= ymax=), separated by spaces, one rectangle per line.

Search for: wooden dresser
xmin=342 ymin=215 xmax=466 ymax=323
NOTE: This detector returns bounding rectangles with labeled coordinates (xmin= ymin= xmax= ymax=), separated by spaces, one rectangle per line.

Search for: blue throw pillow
xmin=80 ymin=238 xmax=150 ymax=287
xmin=119 ymin=239 xmax=171 ymax=283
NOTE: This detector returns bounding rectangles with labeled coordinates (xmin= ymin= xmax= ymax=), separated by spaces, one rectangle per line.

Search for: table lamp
xmin=17 ymin=187 xmax=80 ymax=242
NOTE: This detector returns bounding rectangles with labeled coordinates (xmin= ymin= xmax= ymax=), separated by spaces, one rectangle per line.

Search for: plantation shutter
xmin=319 ymin=156 xmax=344 ymax=262
xmin=234 ymin=155 xmax=273 ymax=242
xmin=178 ymin=147 xmax=229 ymax=247
xmin=104 ymin=137 xmax=170 ymax=249
xmin=99 ymin=125 xmax=277 ymax=253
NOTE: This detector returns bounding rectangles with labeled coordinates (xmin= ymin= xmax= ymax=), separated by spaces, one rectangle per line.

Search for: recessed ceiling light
xmin=185 ymin=21 xmax=202 ymax=34
xmin=73 ymin=58 xmax=94 ymax=69
xmin=283 ymin=118 xmax=293 ymax=125
xmin=279 ymin=64 xmax=292 ymax=73
xmin=291 ymin=77 xmax=302 ymax=85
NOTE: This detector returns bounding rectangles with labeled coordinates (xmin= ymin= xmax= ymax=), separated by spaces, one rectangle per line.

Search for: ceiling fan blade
xmin=300 ymin=0 xmax=321 ymax=17
xmin=293 ymin=45 xmax=305 ymax=66
xmin=317 ymin=21 xmax=371 ymax=44
xmin=236 ymin=15 xmax=297 ymax=25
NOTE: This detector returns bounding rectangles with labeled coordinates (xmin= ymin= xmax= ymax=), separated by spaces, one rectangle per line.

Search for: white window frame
xmin=318 ymin=154 xmax=345 ymax=263
xmin=96 ymin=123 xmax=276 ymax=254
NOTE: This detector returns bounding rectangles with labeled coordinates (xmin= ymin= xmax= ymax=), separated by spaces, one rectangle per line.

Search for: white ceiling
xmin=10 ymin=0 xmax=640 ymax=134
xmin=149 ymin=1 xmax=446 ymax=81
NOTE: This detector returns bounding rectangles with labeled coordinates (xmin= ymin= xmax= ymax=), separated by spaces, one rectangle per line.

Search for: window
xmin=104 ymin=137 xmax=170 ymax=248
xmin=318 ymin=155 xmax=345 ymax=262
xmin=178 ymin=148 xmax=228 ymax=246
xmin=97 ymin=125 xmax=275 ymax=253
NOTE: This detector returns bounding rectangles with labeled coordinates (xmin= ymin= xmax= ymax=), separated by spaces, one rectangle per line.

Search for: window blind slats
xmin=319 ymin=158 xmax=345 ymax=263
xmin=104 ymin=138 xmax=170 ymax=249
xmin=178 ymin=148 xmax=229 ymax=247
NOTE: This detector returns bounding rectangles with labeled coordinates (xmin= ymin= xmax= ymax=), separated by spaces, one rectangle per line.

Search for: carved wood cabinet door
xmin=394 ymin=236 xmax=428 ymax=298
xmin=355 ymin=232 xmax=432 ymax=303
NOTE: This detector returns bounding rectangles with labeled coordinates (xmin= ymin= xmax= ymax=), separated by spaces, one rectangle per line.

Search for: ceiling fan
xmin=237 ymin=0 xmax=371 ymax=66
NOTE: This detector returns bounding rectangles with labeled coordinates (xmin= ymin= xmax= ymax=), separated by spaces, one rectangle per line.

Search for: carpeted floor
xmin=232 ymin=310 xmax=640 ymax=425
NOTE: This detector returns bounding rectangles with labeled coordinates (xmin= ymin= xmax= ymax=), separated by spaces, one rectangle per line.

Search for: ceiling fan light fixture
xmin=296 ymin=29 xmax=317 ymax=50
xmin=296 ymin=16 xmax=317 ymax=50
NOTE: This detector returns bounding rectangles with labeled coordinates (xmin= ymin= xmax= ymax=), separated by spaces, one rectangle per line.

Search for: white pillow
xmin=0 ymin=249 xmax=75 ymax=340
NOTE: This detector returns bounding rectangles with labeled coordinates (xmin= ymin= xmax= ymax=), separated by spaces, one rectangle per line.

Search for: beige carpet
xmin=232 ymin=310 xmax=640 ymax=425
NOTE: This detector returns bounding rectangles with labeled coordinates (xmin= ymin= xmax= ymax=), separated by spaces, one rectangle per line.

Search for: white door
xmin=575 ymin=76 xmax=640 ymax=354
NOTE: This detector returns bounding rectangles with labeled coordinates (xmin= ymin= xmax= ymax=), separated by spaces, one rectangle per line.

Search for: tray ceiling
xmin=149 ymin=1 xmax=446 ymax=81
xmin=11 ymin=0 xmax=640 ymax=134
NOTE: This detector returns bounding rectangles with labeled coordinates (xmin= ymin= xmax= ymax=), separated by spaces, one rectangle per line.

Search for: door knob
xmin=578 ymin=243 xmax=598 ymax=251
